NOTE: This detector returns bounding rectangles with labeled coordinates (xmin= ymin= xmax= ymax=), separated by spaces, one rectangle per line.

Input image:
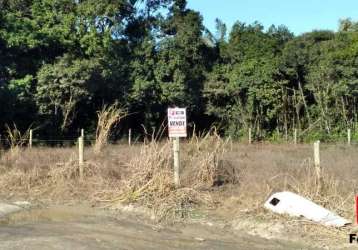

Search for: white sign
xmin=168 ymin=107 xmax=187 ymax=138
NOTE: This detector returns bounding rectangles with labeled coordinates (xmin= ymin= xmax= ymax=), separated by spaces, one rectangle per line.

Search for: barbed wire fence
xmin=0 ymin=128 xmax=357 ymax=148
xmin=0 ymin=129 xmax=149 ymax=149
xmin=0 ymin=127 xmax=357 ymax=186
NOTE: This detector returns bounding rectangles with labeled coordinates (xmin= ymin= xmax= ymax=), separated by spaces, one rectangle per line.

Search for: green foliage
xmin=36 ymin=54 xmax=102 ymax=130
xmin=1 ymin=1 xmax=358 ymax=142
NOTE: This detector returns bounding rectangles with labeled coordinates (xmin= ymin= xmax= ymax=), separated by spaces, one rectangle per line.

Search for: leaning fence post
xmin=78 ymin=136 xmax=84 ymax=180
xmin=348 ymin=128 xmax=351 ymax=145
xmin=29 ymin=129 xmax=33 ymax=148
xmin=313 ymin=140 xmax=322 ymax=191
xmin=151 ymin=126 xmax=156 ymax=141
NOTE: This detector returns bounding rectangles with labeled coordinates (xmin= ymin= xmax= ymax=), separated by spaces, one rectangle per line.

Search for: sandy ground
xmin=0 ymin=204 xmax=324 ymax=250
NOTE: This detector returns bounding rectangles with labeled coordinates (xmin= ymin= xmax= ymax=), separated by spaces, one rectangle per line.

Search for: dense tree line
xmin=1 ymin=0 xmax=358 ymax=141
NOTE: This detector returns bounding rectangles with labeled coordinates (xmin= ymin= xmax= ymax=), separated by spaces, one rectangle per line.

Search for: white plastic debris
xmin=264 ymin=191 xmax=350 ymax=227
xmin=12 ymin=201 xmax=31 ymax=209
xmin=0 ymin=203 xmax=22 ymax=218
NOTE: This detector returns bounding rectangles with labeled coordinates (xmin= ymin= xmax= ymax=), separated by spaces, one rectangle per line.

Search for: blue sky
xmin=187 ymin=0 xmax=358 ymax=35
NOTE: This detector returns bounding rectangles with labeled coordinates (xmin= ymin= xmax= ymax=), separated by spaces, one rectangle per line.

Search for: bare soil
xmin=0 ymin=204 xmax=322 ymax=250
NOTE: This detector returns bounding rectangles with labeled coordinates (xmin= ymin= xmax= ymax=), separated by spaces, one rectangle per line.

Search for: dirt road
xmin=0 ymin=205 xmax=324 ymax=250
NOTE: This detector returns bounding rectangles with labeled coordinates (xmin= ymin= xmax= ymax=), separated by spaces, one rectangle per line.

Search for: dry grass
xmin=93 ymin=104 xmax=126 ymax=154
xmin=4 ymin=124 xmax=31 ymax=160
xmin=107 ymin=132 xmax=234 ymax=222
xmin=0 ymin=137 xmax=356 ymax=227
xmin=184 ymin=132 xmax=238 ymax=188
xmin=220 ymin=143 xmax=357 ymax=223
xmin=0 ymin=146 xmax=126 ymax=202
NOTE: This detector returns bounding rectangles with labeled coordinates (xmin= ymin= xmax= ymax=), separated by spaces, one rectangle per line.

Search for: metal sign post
xmin=168 ymin=107 xmax=187 ymax=188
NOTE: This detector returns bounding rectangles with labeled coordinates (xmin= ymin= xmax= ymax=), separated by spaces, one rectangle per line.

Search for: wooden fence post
xmin=78 ymin=136 xmax=84 ymax=180
xmin=81 ymin=129 xmax=84 ymax=138
xmin=248 ymin=128 xmax=252 ymax=144
xmin=128 ymin=128 xmax=132 ymax=146
xmin=314 ymin=140 xmax=322 ymax=191
xmin=173 ymin=137 xmax=180 ymax=188
xmin=294 ymin=129 xmax=297 ymax=145
xmin=29 ymin=129 xmax=33 ymax=148
xmin=348 ymin=128 xmax=351 ymax=145
xmin=152 ymin=126 xmax=156 ymax=141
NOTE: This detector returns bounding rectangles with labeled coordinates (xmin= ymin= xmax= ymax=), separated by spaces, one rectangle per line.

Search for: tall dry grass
xmin=0 ymin=146 xmax=128 ymax=201
xmin=0 ymin=136 xmax=356 ymax=224
xmin=93 ymin=104 xmax=126 ymax=154
xmin=184 ymin=131 xmax=238 ymax=188
xmin=108 ymin=131 xmax=237 ymax=221
xmin=0 ymin=131 xmax=236 ymax=221
xmin=2 ymin=125 xmax=32 ymax=162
